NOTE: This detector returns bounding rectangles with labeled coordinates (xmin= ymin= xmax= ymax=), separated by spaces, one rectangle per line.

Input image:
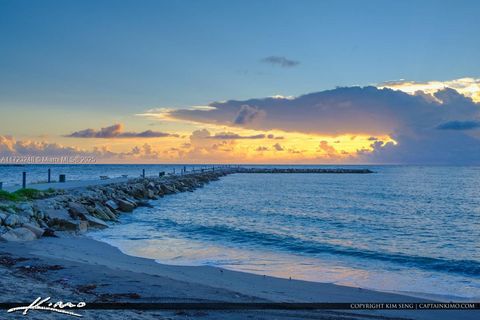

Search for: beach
xmin=2 ymin=234 xmax=478 ymax=320
xmin=0 ymin=168 xmax=479 ymax=319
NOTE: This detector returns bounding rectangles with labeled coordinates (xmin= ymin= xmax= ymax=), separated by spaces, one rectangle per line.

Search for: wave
xmin=155 ymin=219 xmax=480 ymax=277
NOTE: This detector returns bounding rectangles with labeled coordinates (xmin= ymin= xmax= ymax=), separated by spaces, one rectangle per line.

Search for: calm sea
xmin=4 ymin=165 xmax=479 ymax=299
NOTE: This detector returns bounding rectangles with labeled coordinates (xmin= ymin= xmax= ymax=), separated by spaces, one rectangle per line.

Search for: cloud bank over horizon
xmin=2 ymin=78 xmax=480 ymax=165
xmin=140 ymin=78 xmax=480 ymax=164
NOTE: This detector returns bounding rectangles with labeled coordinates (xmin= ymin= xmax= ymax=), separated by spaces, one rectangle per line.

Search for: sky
xmin=1 ymin=0 xmax=479 ymax=164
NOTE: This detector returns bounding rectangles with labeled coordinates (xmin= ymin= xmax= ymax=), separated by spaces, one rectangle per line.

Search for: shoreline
xmin=2 ymin=234 xmax=479 ymax=320
xmin=91 ymin=231 xmax=476 ymax=303
xmin=0 ymin=168 xmax=478 ymax=319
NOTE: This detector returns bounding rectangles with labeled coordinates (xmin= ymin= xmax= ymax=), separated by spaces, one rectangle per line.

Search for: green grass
xmin=0 ymin=188 xmax=56 ymax=202
xmin=0 ymin=190 xmax=23 ymax=201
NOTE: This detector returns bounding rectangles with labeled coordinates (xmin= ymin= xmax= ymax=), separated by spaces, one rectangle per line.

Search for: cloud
xmin=206 ymin=132 xmax=282 ymax=140
xmin=0 ymin=135 xmax=117 ymax=160
xmin=318 ymin=140 xmax=337 ymax=154
xmin=140 ymin=77 xmax=480 ymax=164
xmin=66 ymin=124 xmax=179 ymax=139
xmin=256 ymin=146 xmax=269 ymax=152
xmin=0 ymin=135 xmax=179 ymax=163
xmin=151 ymin=86 xmax=477 ymax=135
xmin=361 ymin=130 xmax=480 ymax=165
xmin=436 ymin=120 xmax=480 ymax=130
xmin=378 ymin=77 xmax=480 ymax=102
xmin=209 ymin=132 xmax=266 ymax=140
xmin=273 ymin=143 xmax=284 ymax=151
xmin=234 ymin=105 xmax=266 ymax=125
xmin=261 ymin=56 xmax=300 ymax=68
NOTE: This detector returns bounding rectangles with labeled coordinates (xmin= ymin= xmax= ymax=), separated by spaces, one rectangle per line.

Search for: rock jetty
xmin=0 ymin=170 xmax=234 ymax=242
xmin=0 ymin=166 xmax=373 ymax=242
xmin=237 ymin=168 xmax=373 ymax=174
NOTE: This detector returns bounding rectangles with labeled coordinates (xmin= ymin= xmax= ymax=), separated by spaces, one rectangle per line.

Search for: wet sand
xmin=1 ymin=234 xmax=478 ymax=320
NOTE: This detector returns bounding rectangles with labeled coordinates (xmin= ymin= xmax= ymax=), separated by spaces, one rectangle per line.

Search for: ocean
xmin=0 ymin=164 xmax=214 ymax=187
xmin=3 ymin=165 xmax=479 ymax=299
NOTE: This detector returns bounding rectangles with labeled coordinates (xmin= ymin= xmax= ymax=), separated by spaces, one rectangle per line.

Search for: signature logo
xmin=7 ymin=297 xmax=86 ymax=317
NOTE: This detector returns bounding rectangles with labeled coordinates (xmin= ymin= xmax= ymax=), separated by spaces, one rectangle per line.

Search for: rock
xmin=3 ymin=207 xmax=16 ymax=215
xmin=136 ymin=200 xmax=153 ymax=208
xmin=93 ymin=207 xmax=111 ymax=221
xmin=38 ymin=220 xmax=49 ymax=229
xmin=0 ymin=225 xmax=8 ymax=235
xmin=77 ymin=221 xmax=88 ymax=233
xmin=105 ymin=200 xmax=119 ymax=211
xmin=102 ymin=206 xmax=117 ymax=220
xmin=22 ymin=223 xmax=45 ymax=238
xmin=44 ymin=208 xmax=79 ymax=230
xmin=3 ymin=214 xmax=22 ymax=227
xmin=0 ymin=227 xmax=37 ymax=242
xmin=147 ymin=190 xmax=158 ymax=199
xmin=0 ymin=231 xmax=18 ymax=242
xmin=35 ymin=210 xmax=45 ymax=220
xmin=147 ymin=182 xmax=156 ymax=189
xmin=17 ymin=203 xmax=34 ymax=217
xmin=117 ymin=199 xmax=135 ymax=212
xmin=13 ymin=227 xmax=38 ymax=240
xmin=124 ymin=197 xmax=138 ymax=207
xmin=0 ymin=212 xmax=7 ymax=223
xmin=68 ymin=202 xmax=90 ymax=219
xmin=82 ymin=214 xmax=108 ymax=228
xmin=43 ymin=228 xmax=56 ymax=237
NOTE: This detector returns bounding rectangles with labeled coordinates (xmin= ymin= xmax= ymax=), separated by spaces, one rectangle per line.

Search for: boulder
xmin=83 ymin=214 xmax=108 ymax=228
xmin=136 ymin=200 xmax=153 ymax=208
xmin=147 ymin=190 xmax=158 ymax=199
xmin=97 ymin=205 xmax=116 ymax=220
xmin=104 ymin=206 xmax=117 ymax=218
xmin=0 ymin=225 xmax=8 ymax=235
xmin=0 ymin=212 xmax=7 ymax=223
xmin=0 ymin=227 xmax=37 ymax=242
xmin=4 ymin=214 xmax=28 ymax=227
xmin=147 ymin=182 xmax=156 ymax=189
xmin=93 ymin=207 xmax=111 ymax=221
xmin=121 ymin=196 xmax=137 ymax=206
xmin=68 ymin=202 xmax=90 ymax=219
xmin=12 ymin=227 xmax=38 ymax=241
xmin=105 ymin=200 xmax=119 ymax=211
xmin=3 ymin=207 xmax=16 ymax=215
xmin=43 ymin=228 xmax=56 ymax=237
xmin=117 ymin=199 xmax=135 ymax=212
xmin=22 ymin=223 xmax=45 ymax=238
xmin=77 ymin=221 xmax=88 ymax=233
xmin=0 ymin=231 xmax=18 ymax=242
xmin=44 ymin=208 xmax=78 ymax=230
xmin=17 ymin=203 xmax=34 ymax=218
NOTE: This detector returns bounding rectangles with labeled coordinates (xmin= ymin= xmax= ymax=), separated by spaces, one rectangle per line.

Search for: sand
xmin=1 ymin=234 xmax=478 ymax=320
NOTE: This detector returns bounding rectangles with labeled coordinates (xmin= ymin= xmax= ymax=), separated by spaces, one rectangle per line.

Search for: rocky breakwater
xmin=237 ymin=168 xmax=374 ymax=174
xmin=0 ymin=170 xmax=234 ymax=242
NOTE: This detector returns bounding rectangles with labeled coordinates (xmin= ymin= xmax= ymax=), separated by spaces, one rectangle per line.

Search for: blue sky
xmin=1 ymin=0 xmax=478 ymax=111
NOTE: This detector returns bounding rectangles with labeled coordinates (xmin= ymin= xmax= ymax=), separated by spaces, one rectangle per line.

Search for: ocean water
xmin=0 ymin=164 xmax=216 ymax=187
xmin=12 ymin=165 xmax=479 ymax=299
